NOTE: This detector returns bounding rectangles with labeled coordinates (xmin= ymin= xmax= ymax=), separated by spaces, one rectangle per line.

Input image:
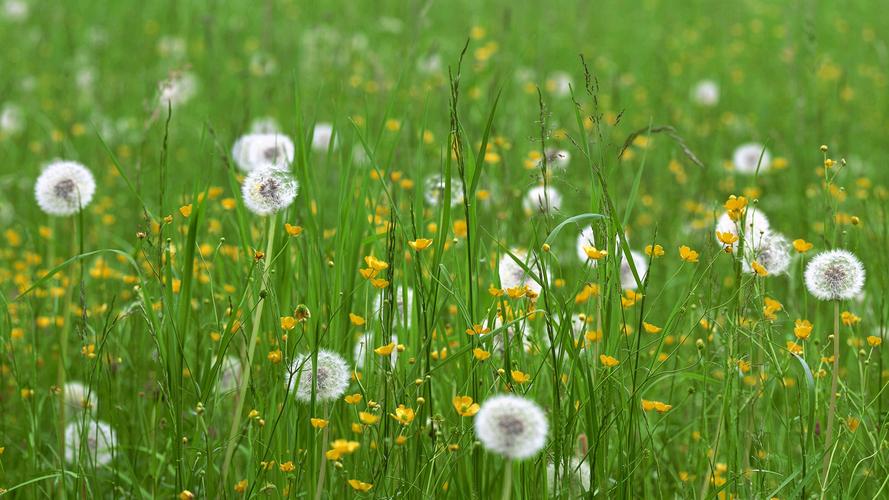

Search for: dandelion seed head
xmin=290 ymin=349 xmax=351 ymax=402
xmin=474 ymin=394 xmax=548 ymax=460
xmin=65 ymin=420 xmax=117 ymax=465
xmin=691 ymin=79 xmax=719 ymax=107
xmin=353 ymin=332 xmax=398 ymax=369
xmin=311 ymin=122 xmax=337 ymax=152
xmin=423 ymin=174 xmax=464 ymax=207
xmin=63 ymin=381 xmax=97 ymax=416
xmin=547 ymin=458 xmax=592 ymax=495
xmin=34 ymin=160 xmax=96 ymax=216
xmin=158 ymin=71 xmax=197 ymax=108
xmin=804 ymin=249 xmax=865 ymax=301
xmin=216 ymin=355 xmax=242 ymax=394
xmin=523 ymin=186 xmax=562 ymax=214
xmin=373 ymin=286 xmax=414 ymax=329
xmin=732 ymin=143 xmax=771 ymax=175
xmin=232 ymin=133 xmax=294 ymax=172
xmin=620 ymin=250 xmax=649 ymax=290
xmin=241 ymin=166 xmax=298 ymax=216
xmin=498 ymin=249 xmax=544 ymax=294
xmin=715 ymin=209 xmax=771 ymax=254
xmin=744 ymin=232 xmax=791 ymax=276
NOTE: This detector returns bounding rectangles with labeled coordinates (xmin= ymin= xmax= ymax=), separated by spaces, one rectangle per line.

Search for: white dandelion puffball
xmin=474 ymin=394 xmax=549 ymax=460
xmin=34 ymin=160 xmax=96 ymax=216
xmin=231 ymin=133 xmax=294 ymax=172
xmin=423 ymin=174 xmax=465 ymax=207
xmin=691 ymin=80 xmax=719 ymax=107
xmin=311 ymin=122 xmax=337 ymax=152
xmin=241 ymin=166 xmax=298 ymax=216
xmin=373 ymin=286 xmax=414 ymax=329
xmin=577 ymin=225 xmax=597 ymax=263
xmin=63 ymin=381 xmax=97 ymax=416
xmin=743 ymin=232 xmax=792 ymax=276
xmin=290 ymin=349 xmax=351 ymax=402
xmin=64 ymin=420 xmax=117 ymax=465
xmin=620 ymin=249 xmax=649 ymax=290
xmin=2 ymin=0 xmax=28 ymax=21
xmin=804 ymin=249 xmax=865 ymax=301
xmin=498 ymin=249 xmax=544 ymax=294
xmin=158 ymin=71 xmax=197 ymax=108
xmin=216 ymin=355 xmax=242 ymax=394
xmin=548 ymin=71 xmax=573 ymax=97
xmin=1 ymin=103 xmax=24 ymax=134
xmin=547 ymin=458 xmax=592 ymax=496
xmin=353 ymin=332 xmax=399 ymax=369
xmin=487 ymin=315 xmax=532 ymax=356
xmin=249 ymin=116 xmax=280 ymax=134
xmin=523 ymin=186 xmax=562 ymax=214
xmin=714 ymin=209 xmax=771 ymax=254
xmin=540 ymin=149 xmax=570 ymax=170
xmin=732 ymin=143 xmax=771 ymax=175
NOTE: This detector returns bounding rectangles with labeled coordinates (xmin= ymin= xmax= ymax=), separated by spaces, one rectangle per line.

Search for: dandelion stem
xmin=500 ymin=460 xmax=513 ymax=500
xmin=221 ymin=212 xmax=278 ymax=483
xmin=821 ymin=300 xmax=840 ymax=490
xmin=314 ymin=402 xmax=330 ymax=500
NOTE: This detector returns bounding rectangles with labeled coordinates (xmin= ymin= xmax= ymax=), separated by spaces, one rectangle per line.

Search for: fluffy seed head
xmin=34 ymin=160 xmax=96 ymax=216
xmin=715 ymin=209 xmax=771 ymax=254
xmin=547 ymin=458 xmax=592 ymax=496
xmin=423 ymin=174 xmax=465 ymax=207
xmin=804 ymin=249 xmax=865 ymax=301
xmin=523 ymin=186 xmax=562 ymax=214
xmin=498 ymin=248 xmax=544 ymax=294
xmin=620 ymin=250 xmax=649 ymax=290
xmin=311 ymin=122 xmax=337 ymax=152
xmin=576 ymin=225 xmax=596 ymax=263
xmin=474 ymin=394 xmax=549 ymax=459
xmin=691 ymin=80 xmax=719 ymax=107
xmin=241 ymin=166 xmax=298 ymax=216
xmin=373 ymin=286 xmax=414 ymax=329
xmin=290 ymin=349 xmax=351 ymax=402
xmin=216 ymin=355 xmax=242 ymax=394
xmin=732 ymin=143 xmax=771 ymax=175
xmin=63 ymin=381 xmax=97 ymax=416
xmin=65 ymin=420 xmax=117 ymax=465
xmin=158 ymin=71 xmax=197 ymax=108
xmin=232 ymin=133 xmax=294 ymax=172
xmin=353 ymin=333 xmax=399 ymax=369
xmin=743 ymin=232 xmax=792 ymax=276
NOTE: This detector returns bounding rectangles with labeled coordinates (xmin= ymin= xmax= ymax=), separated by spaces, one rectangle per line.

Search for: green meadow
xmin=1 ymin=0 xmax=888 ymax=498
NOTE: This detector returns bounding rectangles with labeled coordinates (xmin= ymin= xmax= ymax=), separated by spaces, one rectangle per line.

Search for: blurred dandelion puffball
xmin=215 ymin=355 xmax=242 ymax=394
xmin=311 ymin=122 xmax=337 ymax=152
xmin=474 ymin=394 xmax=549 ymax=460
xmin=620 ymin=249 xmax=649 ymax=290
xmin=353 ymin=332 xmax=398 ymax=369
xmin=691 ymin=79 xmax=719 ymax=107
xmin=65 ymin=420 xmax=117 ymax=465
xmin=732 ymin=143 xmax=771 ymax=175
xmin=804 ymin=249 xmax=865 ymax=301
xmin=157 ymin=71 xmax=197 ymax=108
xmin=241 ymin=166 xmax=298 ymax=216
xmin=714 ymin=209 xmax=771 ymax=254
xmin=547 ymin=458 xmax=591 ymax=495
xmin=289 ymin=349 xmax=351 ymax=402
xmin=498 ymin=249 xmax=544 ymax=294
xmin=523 ymin=185 xmax=562 ymax=214
xmin=232 ymin=133 xmax=294 ymax=172
xmin=540 ymin=148 xmax=570 ymax=170
xmin=423 ymin=174 xmax=464 ymax=207
xmin=743 ymin=232 xmax=792 ymax=276
xmin=63 ymin=381 xmax=97 ymax=416
xmin=34 ymin=160 xmax=96 ymax=216
xmin=576 ymin=225 xmax=597 ymax=262
xmin=373 ymin=286 xmax=414 ymax=329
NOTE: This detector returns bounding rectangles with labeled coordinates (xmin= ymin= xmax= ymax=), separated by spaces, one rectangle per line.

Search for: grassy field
xmin=2 ymin=0 xmax=889 ymax=498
